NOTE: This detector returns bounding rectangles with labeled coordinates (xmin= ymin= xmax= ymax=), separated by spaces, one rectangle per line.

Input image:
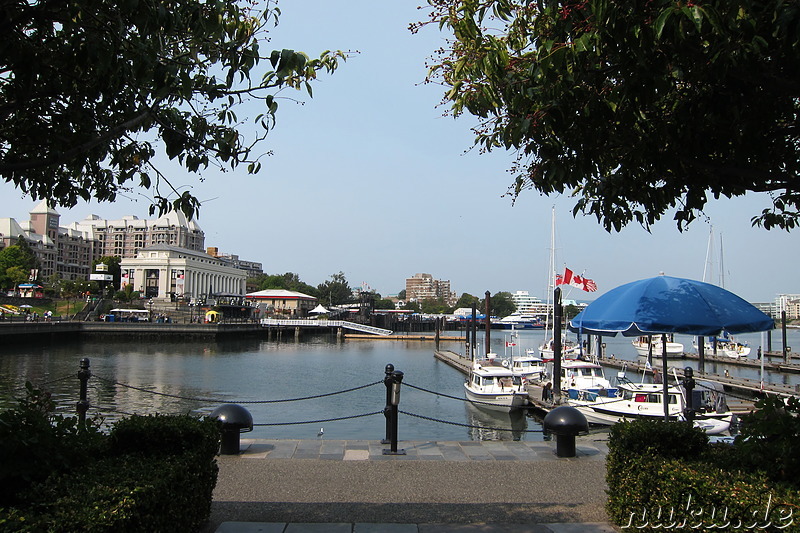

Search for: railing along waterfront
xmin=260 ymin=318 xmax=393 ymax=336
xmin=3 ymin=359 xmax=546 ymax=443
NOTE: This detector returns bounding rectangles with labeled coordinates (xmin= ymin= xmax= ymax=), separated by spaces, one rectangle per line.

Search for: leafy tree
xmin=454 ymin=292 xmax=480 ymax=309
xmin=374 ymin=298 xmax=396 ymax=310
xmin=0 ymin=240 xmax=39 ymax=289
xmin=420 ymin=298 xmax=450 ymax=314
xmin=397 ymin=289 xmax=407 ymax=300
xmin=481 ymin=291 xmax=516 ymax=317
xmin=1 ymin=1 xmax=346 ymax=219
xmin=317 ymin=271 xmax=353 ymax=306
xmin=92 ymin=256 xmax=122 ymax=291
xmin=114 ymin=283 xmax=140 ymax=303
xmin=258 ymin=272 xmax=317 ymax=296
xmin=404 ymin=300 xmax=422 ymax=313
xmin=421 ymin=0 xmax=800 ymax=231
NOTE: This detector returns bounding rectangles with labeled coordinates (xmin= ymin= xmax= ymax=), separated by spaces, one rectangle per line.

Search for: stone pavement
xmin=204 ymin=437 xmax=619 ymax=533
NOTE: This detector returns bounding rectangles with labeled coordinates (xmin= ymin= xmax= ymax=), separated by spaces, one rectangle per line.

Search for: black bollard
xmin=683 ymin=367 xmax=695 ymax=423
xmin=210 ymin=404 xmax=253 ymax=455
xmin=383 ymin=370 xmax=405 ymax=455
xmin=381 ymin=364 xmax=394 ymax=444
xmin=543 ymin=406 xmax=589 ymax=458
xmin=76 ymin=358 xmax=91 ymax=427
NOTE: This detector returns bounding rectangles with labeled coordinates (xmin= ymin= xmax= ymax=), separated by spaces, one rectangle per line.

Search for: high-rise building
xmin=405 ymin=273 xmax=456 ymax=305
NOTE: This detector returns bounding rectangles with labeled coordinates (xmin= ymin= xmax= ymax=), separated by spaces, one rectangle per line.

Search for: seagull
xmin=317 ymin=427 xmax=324 ymax=437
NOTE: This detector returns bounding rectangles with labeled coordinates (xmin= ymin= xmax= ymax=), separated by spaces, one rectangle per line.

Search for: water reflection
xmin=464 ymin=403 xmax=531 ymax=441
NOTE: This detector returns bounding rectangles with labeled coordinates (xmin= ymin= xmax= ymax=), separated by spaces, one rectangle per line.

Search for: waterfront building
xmin=119 ymin=244 xmax=247 ymax=301
xmin=67 ymin=211 xmax=204 ymax=258
xmin=775 ymin=294 xmax=800 ymax=320
xmin=206 ymin=247 xmax=263 ymax=277
xmin=0 ymin=200 xmax=98 ymax=281
xmin=245 ymin=289 xmax=317 ymax=317
xmin=510 ymin=290 xmax=552 ymax=317
xmin=0 ymin=202 xmax=207 ymax=283
xmin=405 ymin=273 xmax=456 ymax=305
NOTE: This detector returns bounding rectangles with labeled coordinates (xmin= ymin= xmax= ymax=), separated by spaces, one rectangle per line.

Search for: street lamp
xmin=148 ymin=299 xmax=154 ymax=322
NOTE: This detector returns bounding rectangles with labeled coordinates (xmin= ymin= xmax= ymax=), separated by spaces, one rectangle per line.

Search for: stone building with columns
xmin=119 ymin=244 xmax=246 ymax=301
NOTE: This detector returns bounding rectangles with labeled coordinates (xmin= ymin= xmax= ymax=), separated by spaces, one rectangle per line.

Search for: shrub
xmin=0 ymin=391 xmax=220 ymax=532
xmin=0 ymin=383 xmax=106 ymax=506
xmin=606 ymin=418 xmax=800 ymax=531
xmin=732 ymin=395 xmax=800 ymax=488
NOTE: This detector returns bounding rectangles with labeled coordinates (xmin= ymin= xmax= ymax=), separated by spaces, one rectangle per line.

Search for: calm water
xmin=0 ymin=328 xmax=797 ymax=441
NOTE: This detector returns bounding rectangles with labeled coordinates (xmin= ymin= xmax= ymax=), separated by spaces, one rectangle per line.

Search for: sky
xmin=1 ymin=0 xmax=798 ymax=303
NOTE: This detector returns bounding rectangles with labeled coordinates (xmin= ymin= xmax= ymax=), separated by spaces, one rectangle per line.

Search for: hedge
xmin=0 ymin=399 xmax=220 ymax=533
xmin=606 ymin=419 xmax=800 ymax=532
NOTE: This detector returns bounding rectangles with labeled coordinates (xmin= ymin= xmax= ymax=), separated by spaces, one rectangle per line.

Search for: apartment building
xmin=0 ymin=201 xmax=97 ymax=281
xmin=405 ymin=273 xmax=456 ymax=305
xmin=206 ymin=247 xmax=263 ymax=277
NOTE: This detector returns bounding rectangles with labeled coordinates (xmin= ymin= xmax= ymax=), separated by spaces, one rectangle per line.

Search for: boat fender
xmin=501 ymin=360 xmax=509 ymax=368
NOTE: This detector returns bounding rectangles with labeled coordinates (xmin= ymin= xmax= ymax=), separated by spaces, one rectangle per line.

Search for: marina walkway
xmin=206 ymin=438 xmax=616 ymax=533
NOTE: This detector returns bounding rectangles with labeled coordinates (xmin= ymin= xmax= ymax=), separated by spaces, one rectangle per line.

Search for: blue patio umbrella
xmin=567 ymin=275 xmax=773 ymax=422
xmin=568 ymin=275 xmax=773 ymax=337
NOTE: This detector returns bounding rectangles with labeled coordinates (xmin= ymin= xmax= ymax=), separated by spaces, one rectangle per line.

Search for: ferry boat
xmin=464 ymin=355 xmax=531 ymax=412
xmin=568 ymin=376 xmax=734 ymax=435
xmin=492 ymin=312 xmax=544 ymax=330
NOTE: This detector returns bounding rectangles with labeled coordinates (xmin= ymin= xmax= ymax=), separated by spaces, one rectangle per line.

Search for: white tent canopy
xmin=310 ymin=304 xmax=329 ymax=314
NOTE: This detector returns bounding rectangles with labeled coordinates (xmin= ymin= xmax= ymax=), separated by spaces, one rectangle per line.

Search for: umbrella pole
xmin=662 ymin=333 xmax=669 ymax=422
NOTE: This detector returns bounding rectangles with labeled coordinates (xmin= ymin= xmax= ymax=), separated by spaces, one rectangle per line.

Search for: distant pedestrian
xmin=652 ymin=368 xmax=662 ymax=384
xmin=541 ymin=382 xmax=553 ymax=402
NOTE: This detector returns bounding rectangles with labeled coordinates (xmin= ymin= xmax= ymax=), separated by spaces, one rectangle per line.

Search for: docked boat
xmin=568 ymin=377 xmax=734 ymax=435
xmin=464 ymin=355 xmax=531 ymax=412
xmin=510 ymin=354 xmax=547 ymax=382
xmin=631 ymin=336 xmax=685 ymax=358
xmin=693 ymin=336 xmax=751 ymax=359
xmin=538 ymin=335 xmax=582 ymax=359
xmin=559 ymin=360 xmax=617 ymax=399
xmin=492 ymin=312 xmax=544 ymax=330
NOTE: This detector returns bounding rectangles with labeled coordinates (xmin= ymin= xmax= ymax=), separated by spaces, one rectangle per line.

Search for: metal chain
xmin=1 ymin=374 xmax=76 ymax=395
xmin=403 ymin=381 xmax=532 ymax=409
xmin=400 ymin=409 xmax=543 ymax=433
xmin=253 ymin=411 xmax=383 ymax=426
xmin=93 ymin=375 xmax=382 ymax=404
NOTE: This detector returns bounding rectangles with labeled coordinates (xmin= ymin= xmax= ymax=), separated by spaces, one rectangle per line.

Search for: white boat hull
xmin=463 ymin=383 xmax=529 ymax=412
xmin=632 ymin=341 xmax=684 ymax=358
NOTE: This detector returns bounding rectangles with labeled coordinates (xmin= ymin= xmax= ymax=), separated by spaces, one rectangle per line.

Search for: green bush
xmin=732 ymin=395 xmax=800 ymax=488
xmin=0 ymin=383 xmax=106 ymax=506
xmin=0 ymin=391 xmax=220 ymax=533
xmin=606 ymin=418 xmax=800 ymax=531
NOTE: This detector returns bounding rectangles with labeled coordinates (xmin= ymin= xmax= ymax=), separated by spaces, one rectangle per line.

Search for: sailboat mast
xmin=719 ymin=233 xmax=725 ymax=288
xmin=544 ymin=207 xmax=556 ymax=336
xmin=702 ymin=225 xmax=714 ymax=283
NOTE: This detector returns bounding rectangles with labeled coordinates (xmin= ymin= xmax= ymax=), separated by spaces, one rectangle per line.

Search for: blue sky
xmin=1 ymin=0 xmax=798 ymax=303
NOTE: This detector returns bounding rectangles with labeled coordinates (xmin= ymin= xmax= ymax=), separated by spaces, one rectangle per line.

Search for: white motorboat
xmin=538 ymin=335 xmax=582 ymax=359
xmin=464 ymin=355 xmax=531 ymax=412
xmin=559 ymin=360 xmax=616 ymax=399
xmin=568 ymin=377 xmax=734 ymax=435
xmin=693 ymin=337 xmax=751 ymax=359
xmin=492 ymin=312 xmax=544 ymax=330
xmin=510 ymin=354 xmax=547 ymax=382
xmin=632 ymin=336 xmax=685 ymax=358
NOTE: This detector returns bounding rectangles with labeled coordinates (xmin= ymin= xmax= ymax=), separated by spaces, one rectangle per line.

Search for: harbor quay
xmin=204 ymin=437 xmax=616 ymax=533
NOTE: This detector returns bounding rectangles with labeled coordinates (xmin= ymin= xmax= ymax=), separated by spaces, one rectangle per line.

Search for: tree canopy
xmin=420 ymin=0 xmax=800 ymax=231
xmin=1 ymin=0 xmax=345 ymax=219
xmin=0 ymin=240 xmax=39 ymax=289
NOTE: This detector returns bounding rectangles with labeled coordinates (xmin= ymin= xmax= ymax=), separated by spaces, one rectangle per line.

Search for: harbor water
xmin=0 ymin=328 xmax=797 ymax=441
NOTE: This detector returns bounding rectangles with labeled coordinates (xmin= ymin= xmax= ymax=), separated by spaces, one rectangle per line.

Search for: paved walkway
xmin=205 ymin=437 xmax=618 ymax=533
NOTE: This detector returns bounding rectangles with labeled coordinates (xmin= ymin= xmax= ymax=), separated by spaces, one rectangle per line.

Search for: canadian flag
xmin=506 ymin=342 xmax=516 ymax=347
xmin=556 ymin=267 xmax=598 ymax=292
